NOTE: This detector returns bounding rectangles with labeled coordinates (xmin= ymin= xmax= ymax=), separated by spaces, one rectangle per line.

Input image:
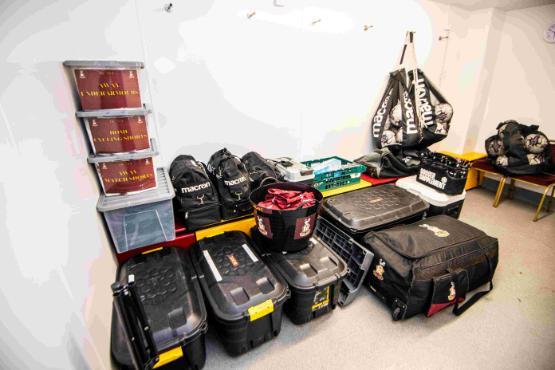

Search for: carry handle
xmin=112 ymin=277 xmax=159 ymax=370
xmin=452 ymin=255 xmax=494 ymax=316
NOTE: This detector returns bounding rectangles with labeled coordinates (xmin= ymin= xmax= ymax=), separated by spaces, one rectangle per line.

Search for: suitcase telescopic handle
xmin=451 ymin=255 xmax=494 ymax=316
xmin=112 ymin=277 xmax=159 ymax=370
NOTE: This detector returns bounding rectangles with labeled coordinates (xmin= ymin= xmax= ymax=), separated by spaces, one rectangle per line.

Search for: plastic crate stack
xmin=63 ymin=60 xmax=176 ymax=254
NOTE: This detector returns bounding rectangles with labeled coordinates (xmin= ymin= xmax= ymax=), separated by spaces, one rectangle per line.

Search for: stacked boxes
xmin=64 ymin=60 xmax=176 ymax=253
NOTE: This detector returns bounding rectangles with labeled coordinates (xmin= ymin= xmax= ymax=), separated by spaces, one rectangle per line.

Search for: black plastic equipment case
xmin=321 ymin=184 xmax=429 ymax=240
xmin=190 ymin=231 xmax=290 ymax=356
xmin=253 ymin=230 xmax=348 ymax=324
xmin=314 ymin=217 xmax=374 ymax=306
xmin=111 ymin=248 xmax=208 ymax=370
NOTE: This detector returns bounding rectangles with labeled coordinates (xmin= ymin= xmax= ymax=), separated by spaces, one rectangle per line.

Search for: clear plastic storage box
xmin=63 ymin=60 xmax=145 ymax=110
xmin=97 ymin=168 xmax=176 ymax=253
xmin=76 ymin=106 xmax=152 ymax=155
xmin=88 ymin=139 xmax=158 ymax=195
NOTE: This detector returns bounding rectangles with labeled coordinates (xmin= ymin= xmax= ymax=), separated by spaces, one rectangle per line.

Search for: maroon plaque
xmin=96 ymin=158 xmax=156 ymax=194
xmin=73 ymin=69 xmax=142 ymax=110
xmin=87 ymin=115 xmax=150 ymax=154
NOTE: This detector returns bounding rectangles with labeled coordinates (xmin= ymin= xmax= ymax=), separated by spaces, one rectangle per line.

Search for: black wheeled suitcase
xmin=321 ymin=184 xmax=429 ymax=239
xmin=363 ymin=215 xmax=499 ymax=320
xmin=111 ymin=248 xmax=208 ymax=370
xmin=190 ymin=231 xmax=290 ymax=356
xmin=253 ymin=231 xmax=348 ymax=324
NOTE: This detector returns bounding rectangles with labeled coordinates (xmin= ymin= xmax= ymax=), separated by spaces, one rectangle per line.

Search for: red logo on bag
xmin=294 ymin=215 xmax=316 ymax=240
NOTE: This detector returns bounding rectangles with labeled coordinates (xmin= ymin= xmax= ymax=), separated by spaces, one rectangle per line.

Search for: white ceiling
xmin=429 ymin=0 xmax=555 ymax=11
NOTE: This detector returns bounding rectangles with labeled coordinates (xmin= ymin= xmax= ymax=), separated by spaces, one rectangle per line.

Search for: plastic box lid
xmin=87 ymin=138 xmax=158 ymax=163
xmin=265 ymin=237 xmax=347 ymax=291
xmin=112 ymin=248 xmax=207 ymax=363
xmin=76 ymin=105 xmax=151 ymax=118
xmin=63 ymin=60 xmax=144 ymax=69
xmin=322 ymin=184 xmax=429 ymax=233
xmin=97 ymin=168 xmax=174 ymax=212
xmin=396 ymin=175 xmax=466 ymax=206
xmin=191 ymin=231 xmax=289 ymax=323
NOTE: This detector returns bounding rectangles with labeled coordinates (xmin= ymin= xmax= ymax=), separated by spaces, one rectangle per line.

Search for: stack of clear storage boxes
xmin=63 ymin=60 xmax=176 ymax=253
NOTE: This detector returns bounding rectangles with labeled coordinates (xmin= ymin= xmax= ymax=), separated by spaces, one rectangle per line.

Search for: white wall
xmin=476 ymin=4 xmax=555 ymax=148
xmin=139 ymin=0 xmax=451 ymax=163
xmin=0 ymin=1 xmax=141 ymax=368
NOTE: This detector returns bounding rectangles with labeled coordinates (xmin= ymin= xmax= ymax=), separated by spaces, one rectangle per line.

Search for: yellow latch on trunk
xmin=248 ymin=299 xmax=274 ymax=321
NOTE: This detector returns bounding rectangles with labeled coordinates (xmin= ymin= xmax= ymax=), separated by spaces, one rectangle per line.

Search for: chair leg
xmin=493 ymin=177 xmax=507 ymax=208
xmin=547 ymin=185 xmax=555 ymax=212
xmin=533 ymin=185 xmax=552 ymax=222
xmin=478 ymin=171 xmax=485 ymax=186
xmin=508 ymin=178 xmax=516 ymax=199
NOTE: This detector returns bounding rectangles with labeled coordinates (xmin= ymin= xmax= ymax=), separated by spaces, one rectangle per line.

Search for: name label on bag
xmin=181 ymin=182 xmax=211 ymax=194
xmin=372 ymin=90 xmax=393 ymax=138
xmin=224 ymin=176 xmax=247 ymax=186
xmin=418 ymin=168 xmax=447 ymax=190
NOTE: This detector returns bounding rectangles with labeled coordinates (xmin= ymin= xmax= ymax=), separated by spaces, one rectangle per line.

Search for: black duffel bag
xmin=364 ymin=215 xmax=498 ymax=320
xmin=242 ymin=151 xmax=279 ymax=189
xmin=169 ymin=155 xmax=221 ymax=230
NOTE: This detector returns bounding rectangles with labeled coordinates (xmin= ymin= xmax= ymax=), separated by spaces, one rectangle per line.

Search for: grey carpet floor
xmin=202 ymin=188 xmax=555 ymax=370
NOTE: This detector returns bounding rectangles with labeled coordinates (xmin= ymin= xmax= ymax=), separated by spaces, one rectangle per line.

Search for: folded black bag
xmin=242 ymin=151 xmax=278 ymax=189
xmin=207 ymin=148 xmax=252 ymax=219
xmin=170 ymin=155 xmax=221 ymax=231
xmin=355 ymin=147 xmax=425 ymax=178
xmin=363 ymin=215 xmax=498 ymax=320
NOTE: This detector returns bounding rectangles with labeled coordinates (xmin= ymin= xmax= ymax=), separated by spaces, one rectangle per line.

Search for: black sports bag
xmin=241 ymin=151 xmax=278 ymax=189
xmin=363 ymin=215 xmax=498 ymax=320
xmin=207 ymin=148 xmax=252 ymax=219
xmin=485 ymin=120 xmax=552 ymax=176
xmin=169 ymin=155 xmax=221 ymax=231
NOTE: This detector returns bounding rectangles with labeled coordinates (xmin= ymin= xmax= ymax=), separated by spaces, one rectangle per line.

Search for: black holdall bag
xmin=207 ymin=148 xmax=252 ymax=219
xmin=170 ymin=155 xmax=221 ymax=231
xmin=364 ymin=215 xmax=498 ymax=321
xmin=241 ymin=151 xmax=279 ymax=189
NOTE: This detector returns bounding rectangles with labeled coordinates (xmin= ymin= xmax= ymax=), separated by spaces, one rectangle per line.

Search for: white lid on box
xmin=396 ymin=175 xmax=466 ymax=207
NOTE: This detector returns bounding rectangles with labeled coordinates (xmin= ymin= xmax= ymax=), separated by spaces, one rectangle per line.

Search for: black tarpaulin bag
xmin=485 ymin=120 xmax=551 ymax=175
xmin=241 ymin=151 xmax=279 ymax=189
xmin=207 ymin=148 xmax=252 ymax=219
xmin=370 ymin=32 xmax=453 ymax=150
xmin=169 ymin=155 xmax=221 ymax=231
xmin=363 ymin=215 xmax=498 ymax=320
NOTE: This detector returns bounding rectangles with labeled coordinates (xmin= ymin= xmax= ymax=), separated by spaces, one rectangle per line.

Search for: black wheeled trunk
xmin=363 ymin=215 xmax=498 ymax=320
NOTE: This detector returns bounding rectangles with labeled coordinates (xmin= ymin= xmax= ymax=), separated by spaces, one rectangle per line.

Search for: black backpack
xmin=241 ymin=151 xmax=278 ymax=189
xmin=485 ymin=120 xmax=551 ymax=175
xmin=207 ymin=148 xmax=252 ymax=219
xmin=169 ymin=155 xmax=221 ymax=231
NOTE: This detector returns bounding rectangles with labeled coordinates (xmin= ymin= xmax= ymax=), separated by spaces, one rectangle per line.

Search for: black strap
xmin=452 ymin=255 xmax=494 ymax=316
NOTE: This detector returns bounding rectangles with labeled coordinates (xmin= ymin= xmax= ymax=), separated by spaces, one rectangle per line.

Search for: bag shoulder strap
xmin=452 ymin=254 xmax=494 ymax=316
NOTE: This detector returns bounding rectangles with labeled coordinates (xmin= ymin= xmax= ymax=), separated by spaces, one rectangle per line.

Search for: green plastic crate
xmin=302 ymin=156 xmax=365 ymax=191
